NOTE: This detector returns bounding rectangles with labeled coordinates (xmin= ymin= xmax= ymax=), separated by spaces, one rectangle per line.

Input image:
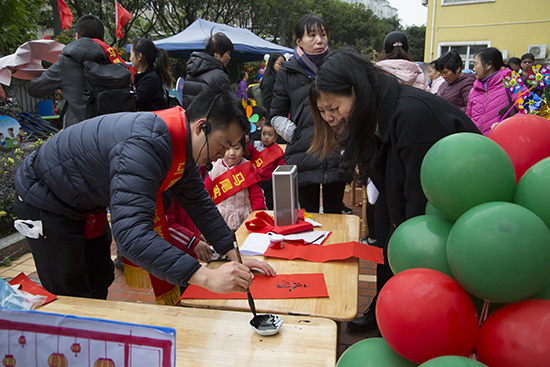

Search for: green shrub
xmin=0 ymin=139 xmax=47 ymax=237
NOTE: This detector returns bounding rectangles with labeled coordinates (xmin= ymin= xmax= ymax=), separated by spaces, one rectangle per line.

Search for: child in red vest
xmin=205 ymin=135 xmax=266 ymax=231
xmin=250 ymin=120 xmax=286 ymax=209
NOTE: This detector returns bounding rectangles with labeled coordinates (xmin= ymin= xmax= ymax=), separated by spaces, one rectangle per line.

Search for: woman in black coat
xmin=270 ymin=14 xmax=351 ymax=214
xmin=130 ymin=38 xmax=172 ymax=111
xmin=308 ymin=48 xmax=480 ymax=333
xmin=181 ymin=32 xmax=233 ymax=109
xmin=260 ymin=52 xmax=284 ymax=118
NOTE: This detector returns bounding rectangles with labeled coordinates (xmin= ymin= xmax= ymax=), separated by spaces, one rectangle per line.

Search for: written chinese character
xmin=108 ymin=48 xmax=117 ymax=58
xmin=213 ymin=185 xmax=221 ymax=199
xmin=276 ymin=280 xmax=309 ymax=291
xmin=233 ymin=172 xmax=245 ymax=186
xmin=220 ymin=179 xmax=233 ymax=192
xmin=254 ymin=158 xmax=263 ymax=168
xmin=154 ymin=226 xmax=164 ymax=237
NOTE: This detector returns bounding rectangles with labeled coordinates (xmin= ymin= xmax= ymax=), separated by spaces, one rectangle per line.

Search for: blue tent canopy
xmin=127 ymin=18 xmax=293 ymax=63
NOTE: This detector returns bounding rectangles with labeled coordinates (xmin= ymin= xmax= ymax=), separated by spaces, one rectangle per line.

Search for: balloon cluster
xmin=337 ymin=115 xmax=550 ymax=367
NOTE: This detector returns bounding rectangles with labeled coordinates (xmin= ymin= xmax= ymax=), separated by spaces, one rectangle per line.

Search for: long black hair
xmin=132 ymin=38 xmax=174 ymax=88
xmin=260 ymin=52 xmax=283 ymax=88
xmin=309 ymin=48 xmax=391 ymax=184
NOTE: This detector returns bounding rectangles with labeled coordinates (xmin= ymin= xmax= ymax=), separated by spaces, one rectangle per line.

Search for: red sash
xmin=251 ymin=143 xmax=284 ymax=171
xmin=92 ymin=38 xmax=137 ymax=75
xmin=210 ymin=161 xmax=260 ymax=205
xmin=122 ymin=106 xmax=187 ymax=305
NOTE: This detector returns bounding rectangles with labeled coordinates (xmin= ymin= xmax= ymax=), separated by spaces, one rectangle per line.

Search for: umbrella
xmin=0 ymin=39 xmax=65 ymax=97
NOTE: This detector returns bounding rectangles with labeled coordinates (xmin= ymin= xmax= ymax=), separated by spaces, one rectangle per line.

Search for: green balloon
xmin=425 ymin=201 xmax=454 ymax=222
xmin=531 ymin=278 xmax=550 ymax=300
xmin=421 ymin=133 xmax=516 ymax=220
xmin=447 ymin=202 xmax=550 ymax=303
xmin=419 ymin=356 xmax=488 ymax=367
xmin=514 ymin=156 xmax=550 ymax=230
xmin=388 ymin=215 xmax=454 ymax=277
xmin=337 ymin=338 xmax=418 ymax=367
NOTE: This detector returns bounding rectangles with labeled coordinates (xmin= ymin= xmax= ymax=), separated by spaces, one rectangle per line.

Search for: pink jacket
xmin=205 ymin=158 xmax=266 ymax=231
xmin=466 ymin=68 xmax=514 ymax=136
xmin=376 ymin=59 xmax=430 ymax=91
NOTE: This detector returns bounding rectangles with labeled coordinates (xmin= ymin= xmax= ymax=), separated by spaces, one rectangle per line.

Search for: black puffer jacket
xmin=182 ymin=52 xmax=231 ymax=108
xmin=270 ymin=57 xmax=351 ymax=186
xmin=14 ymin=111 xmax=233 ymax=286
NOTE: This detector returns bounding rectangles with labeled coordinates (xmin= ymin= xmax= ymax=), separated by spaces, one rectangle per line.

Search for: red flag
xmin=57 ymin=0 xmax=73 ymax=30
xmin=115 ymin=1 xmax=132 ymax=39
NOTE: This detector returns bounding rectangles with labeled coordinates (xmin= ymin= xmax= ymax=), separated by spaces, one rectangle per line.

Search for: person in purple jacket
xmin=236 ymin=70 xmax=250 ymax=105
xmin=435 ymin=50 xmax=475 ymax=112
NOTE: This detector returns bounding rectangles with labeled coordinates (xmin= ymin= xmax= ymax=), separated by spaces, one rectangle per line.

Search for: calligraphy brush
xmin=232 ymin=234 xmax=257 ymax=317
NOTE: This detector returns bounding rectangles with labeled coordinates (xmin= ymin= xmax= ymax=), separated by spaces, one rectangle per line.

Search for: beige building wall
xmin=424 ymin=0 xmax=550 ymax=66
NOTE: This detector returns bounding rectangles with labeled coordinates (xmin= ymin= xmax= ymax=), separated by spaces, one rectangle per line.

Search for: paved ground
xmin=0 ymin=183 xmax=377 ymax=358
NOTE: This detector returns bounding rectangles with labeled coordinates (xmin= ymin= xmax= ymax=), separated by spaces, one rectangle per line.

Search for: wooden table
xmin=179 ymin=212 xmax=360 ymax=322
xmin=39 ymin=296 xmax=337 ymax=367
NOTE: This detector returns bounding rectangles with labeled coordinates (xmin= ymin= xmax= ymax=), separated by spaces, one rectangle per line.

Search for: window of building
xmin=442 ymin=0 xmax=495 ymax=4
xmin=439 ymin=43 xmax=490 ymax=70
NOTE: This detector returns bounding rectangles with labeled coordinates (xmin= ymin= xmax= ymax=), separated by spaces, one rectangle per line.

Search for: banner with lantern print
xmin=0 ymin=308 xmax=176 ymax=367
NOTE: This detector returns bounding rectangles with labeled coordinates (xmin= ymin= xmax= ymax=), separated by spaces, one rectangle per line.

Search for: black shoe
xmin=347 ymin=306 xmax=378 ymax=334
xmin=341 ymin=203 xmax=353 ymax=215
xmin=360 ymin=237 xmax=377 ymax=245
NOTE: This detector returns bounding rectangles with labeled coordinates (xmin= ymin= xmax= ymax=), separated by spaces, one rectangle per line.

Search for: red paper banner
xmin=245 ymin=210 xmax=313 ymax=234
xmin=8 ymin=272 xmax=57 ymax=305
xmin=178 ymin=273 xmax=328 ymax=300
xmin=264 ymin=241 xmax=384 ymax=264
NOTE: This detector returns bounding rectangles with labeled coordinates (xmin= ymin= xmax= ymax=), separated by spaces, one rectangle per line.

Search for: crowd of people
xmin=13 ymin=11 xmax=544 ymax=338
xmin=429 ymin=49 xmax=540 ymax=136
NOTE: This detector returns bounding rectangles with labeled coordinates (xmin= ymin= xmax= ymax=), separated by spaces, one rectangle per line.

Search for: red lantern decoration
xmin=94 ymin=358 xmax=115 ymax=367
xmin=18 ymin=335 xmax=26 ymax=348
xmin=48 ymin=353 xmax=68 ymax=367
xmin=2 ymin=355 xmax=16 ymax=367
xmin=70 ymin=342 xmax=81 ymax=357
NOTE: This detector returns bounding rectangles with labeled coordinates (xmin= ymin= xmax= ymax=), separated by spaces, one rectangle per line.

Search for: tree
xmin=0 ymin=0 xmax=44 ymax=56
xmin=404 ymin=25 xmax=426 ymax=62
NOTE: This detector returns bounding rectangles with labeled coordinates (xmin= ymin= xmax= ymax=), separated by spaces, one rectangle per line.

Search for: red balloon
xmin=476 ymin=299 xmax=550 ymax=367
xmin=376 ymin=268 xmax=479 ymax=364
xmin=488 ymin=114 xmax=550 ymax=183
xmin=259 ymin=62 xmax=265 ymax=68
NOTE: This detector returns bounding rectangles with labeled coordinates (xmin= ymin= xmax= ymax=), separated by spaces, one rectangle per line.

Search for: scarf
xmin=294 ymin=46 xmax=330 ymax=79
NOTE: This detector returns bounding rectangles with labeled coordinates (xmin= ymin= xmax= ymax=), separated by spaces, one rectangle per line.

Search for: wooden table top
xmin=179 ymin=212 xmax=360 ymax=322
xmin=39 ymin=296 xmax=337 ymax=367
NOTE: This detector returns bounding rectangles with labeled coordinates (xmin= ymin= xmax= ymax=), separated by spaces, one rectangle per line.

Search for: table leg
xmin=361 ymin=188 xmax=369 ymax=239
